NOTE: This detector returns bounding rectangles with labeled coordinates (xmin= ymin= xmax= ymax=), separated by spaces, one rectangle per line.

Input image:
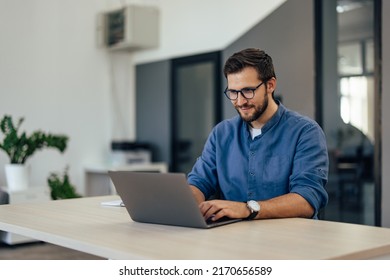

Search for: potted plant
xmin=47 ymin=167 xmax=81 ymax=200
xmin=0 ymin=115 xmax=69 ymax=192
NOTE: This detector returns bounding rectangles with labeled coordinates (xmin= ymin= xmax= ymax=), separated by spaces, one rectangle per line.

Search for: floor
xmin=0 ymin=241 xmax=104 ymax=260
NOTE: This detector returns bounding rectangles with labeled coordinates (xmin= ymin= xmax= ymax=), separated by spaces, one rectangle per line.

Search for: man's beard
xmin=235 ymin=92 xmax=269 ymax=123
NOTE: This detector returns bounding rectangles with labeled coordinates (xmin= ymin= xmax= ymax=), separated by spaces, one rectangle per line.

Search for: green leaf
xmin=0 ymin=115 xmax=69 ymax=164
xmin=47 ymin=167 xmax=81 ymax=200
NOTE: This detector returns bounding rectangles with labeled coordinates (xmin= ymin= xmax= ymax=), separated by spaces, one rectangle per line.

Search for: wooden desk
xmin=0 ymin=195 xmax=390 ymax=260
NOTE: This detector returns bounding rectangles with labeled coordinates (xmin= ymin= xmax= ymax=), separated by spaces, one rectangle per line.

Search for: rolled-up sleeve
xmin=289 ymin=121 xmax=329 ymax=218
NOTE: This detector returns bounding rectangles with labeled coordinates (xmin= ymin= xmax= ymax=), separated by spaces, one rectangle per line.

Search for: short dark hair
xmin=223 ymin=48 xmax=276 ymax=82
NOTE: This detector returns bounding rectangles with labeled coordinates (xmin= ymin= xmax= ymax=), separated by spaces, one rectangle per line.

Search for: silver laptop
xmin=108 ymin=171 xmax=242 ymax=229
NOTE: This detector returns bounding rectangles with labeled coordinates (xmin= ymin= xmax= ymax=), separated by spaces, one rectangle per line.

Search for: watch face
xmin=248 ymin=200 xmax=260 ymax=212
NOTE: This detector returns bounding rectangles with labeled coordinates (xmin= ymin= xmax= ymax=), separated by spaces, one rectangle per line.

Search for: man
xmin=187 ymin=48 xmax=328 ymax=221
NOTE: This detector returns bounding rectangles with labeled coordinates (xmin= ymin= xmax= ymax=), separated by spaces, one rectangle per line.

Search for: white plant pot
xmin=5 ymin=164 xmax=30 ymax=192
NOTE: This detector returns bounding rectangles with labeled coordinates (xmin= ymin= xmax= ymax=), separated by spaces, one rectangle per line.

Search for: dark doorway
xmin=171 ymin=52 xmax=222 ymax=174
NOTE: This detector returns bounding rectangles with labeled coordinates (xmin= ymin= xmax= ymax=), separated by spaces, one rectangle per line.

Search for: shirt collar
xmin=243 ymin=101 xmax=286 ymax=137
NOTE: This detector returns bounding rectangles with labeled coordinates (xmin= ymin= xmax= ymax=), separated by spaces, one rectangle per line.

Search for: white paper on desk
xmin=100 ymin=200 xmax=124 ymax=207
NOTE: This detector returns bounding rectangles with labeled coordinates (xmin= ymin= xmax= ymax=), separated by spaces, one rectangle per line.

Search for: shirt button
xmin=249 ymin=172 xmax=255 ymax=176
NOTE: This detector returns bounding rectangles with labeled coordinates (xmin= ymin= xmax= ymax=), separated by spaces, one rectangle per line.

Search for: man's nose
xmin=235 ymin=92 xmax=248 ymax=105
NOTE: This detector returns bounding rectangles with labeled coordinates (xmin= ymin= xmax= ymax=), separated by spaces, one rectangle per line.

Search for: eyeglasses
xmin=224 ymin=81 xmax=265 ymax=100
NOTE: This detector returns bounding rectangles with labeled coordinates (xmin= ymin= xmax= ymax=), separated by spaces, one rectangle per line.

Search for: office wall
xmin=382 ymin=1 xmax=390 ymax=227
xmin=223 ymin=0 xmax=315 ymax=120
xmin=0 ymin=1 xmax=112 ymax=193
xmin=132 ymin=0 xmax=286 ymax=65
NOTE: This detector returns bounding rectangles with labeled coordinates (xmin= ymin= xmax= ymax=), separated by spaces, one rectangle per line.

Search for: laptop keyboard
xmin=206 ymin=215 xmax=234 ymax=225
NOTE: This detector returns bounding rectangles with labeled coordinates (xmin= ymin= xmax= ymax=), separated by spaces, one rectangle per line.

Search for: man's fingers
xmin=199 ymin=201 xmax=222 ymax=220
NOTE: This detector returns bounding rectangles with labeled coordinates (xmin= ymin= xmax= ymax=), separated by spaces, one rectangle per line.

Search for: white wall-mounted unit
xmin=98 ymin=5 xmax=159 ymax=51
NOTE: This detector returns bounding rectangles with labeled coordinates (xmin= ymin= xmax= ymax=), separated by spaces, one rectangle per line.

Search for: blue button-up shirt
xmin=187 ymin=103 xmax=329 ymax=218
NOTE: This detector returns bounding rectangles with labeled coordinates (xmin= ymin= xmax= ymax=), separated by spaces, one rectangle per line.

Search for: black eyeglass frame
xmin=224 ymin=81 xmax=265 ymax=100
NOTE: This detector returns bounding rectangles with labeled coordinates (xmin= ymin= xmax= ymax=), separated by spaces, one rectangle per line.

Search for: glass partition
xmin=317 ymin=0 xmax=378 ymax=225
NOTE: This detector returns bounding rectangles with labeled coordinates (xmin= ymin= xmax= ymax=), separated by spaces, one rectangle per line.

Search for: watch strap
xmin=246 ymin=210 xmax=258 ymax=220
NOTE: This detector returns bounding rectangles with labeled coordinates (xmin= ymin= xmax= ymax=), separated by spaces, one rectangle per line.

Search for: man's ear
xmin=266 ymin=77 xmax=277 ymax=93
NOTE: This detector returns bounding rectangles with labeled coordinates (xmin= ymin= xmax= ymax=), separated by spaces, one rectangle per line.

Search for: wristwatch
xmin=246 ymin=200 xmax=260 ymax=220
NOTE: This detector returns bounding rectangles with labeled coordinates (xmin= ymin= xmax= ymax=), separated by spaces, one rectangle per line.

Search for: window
xmin=338 ymin=39 xmax=374 ymax=141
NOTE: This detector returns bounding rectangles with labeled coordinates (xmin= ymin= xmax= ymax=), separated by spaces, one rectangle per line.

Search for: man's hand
xmin=190 ymin=185 xmax=314 ymax=220
xmin=199 ymin=200 xmax=250 ymax=221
